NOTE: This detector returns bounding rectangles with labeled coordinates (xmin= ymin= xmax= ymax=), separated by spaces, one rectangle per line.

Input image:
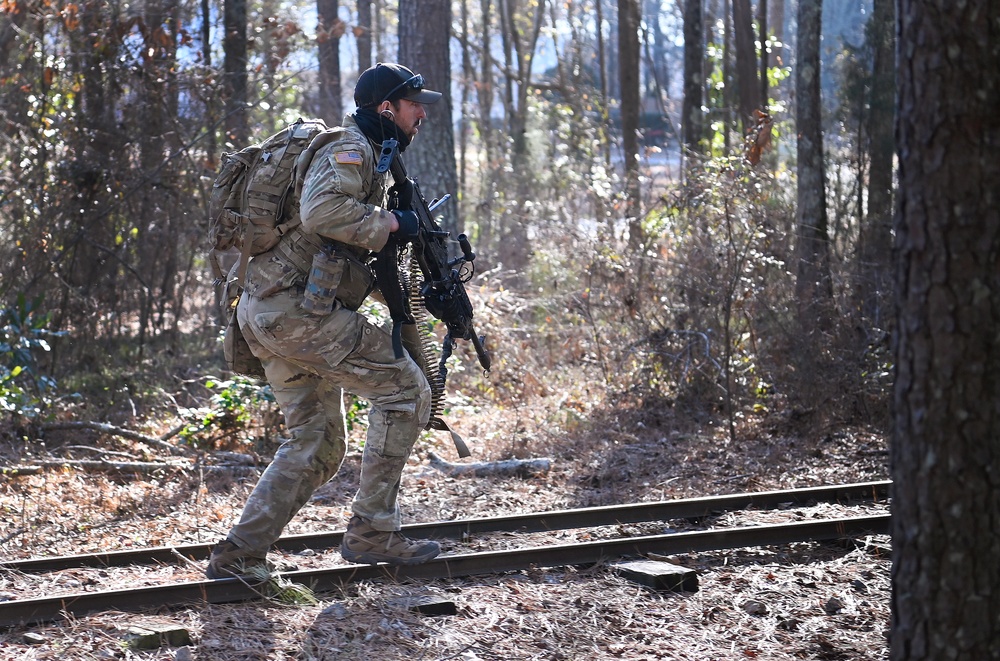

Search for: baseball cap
xmin=354 ymin=63 xmax=443 ymax=108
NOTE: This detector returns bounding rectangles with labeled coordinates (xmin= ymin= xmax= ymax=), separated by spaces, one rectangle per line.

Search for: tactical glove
xmin=391 ymin=209 xmax=420 ymax=243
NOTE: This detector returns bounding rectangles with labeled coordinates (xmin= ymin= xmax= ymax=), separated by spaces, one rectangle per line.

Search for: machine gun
xmin=372 ymin=139 xmax=491 ymax=455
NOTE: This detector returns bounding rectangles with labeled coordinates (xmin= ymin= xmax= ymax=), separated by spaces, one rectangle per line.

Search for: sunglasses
xmin=381 ymin=74 xmax=425 ymax=104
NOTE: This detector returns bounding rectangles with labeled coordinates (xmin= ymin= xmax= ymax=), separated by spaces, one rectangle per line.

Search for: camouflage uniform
xmin=226 ymin=114 xmax=431 ymax=557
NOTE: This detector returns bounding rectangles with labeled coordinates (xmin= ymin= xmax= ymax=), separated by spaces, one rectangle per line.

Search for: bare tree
xmin=223 ymin=0 xmax=249 ymax=145
xmin=398 ymin=0 xmax=460 ymax=234
xmin=856 ymin=0 xmax=894 ymax=326
xmin=316 ymin=0 xmax=343 ymax=121
xmin=357 ymin=0 xmax=373 ymax=72
xmin=732 ymin=0 xmax=760 ymax=129
xmin=794 ymin=0 xmax=832 ymax=329
xmin=757 ymin=0 xmax=767 ymax=108
xmin=891 ymin=0 xmax=1000 ymax=655
xmin=618 ymin=0 xmax=642 ymax=246
xmin=682 ymin=0 xmax=704 ymax=157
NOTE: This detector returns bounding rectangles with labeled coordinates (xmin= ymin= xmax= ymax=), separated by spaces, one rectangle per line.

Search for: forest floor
xmin=0 ymin=360 xmax=891 ymax=661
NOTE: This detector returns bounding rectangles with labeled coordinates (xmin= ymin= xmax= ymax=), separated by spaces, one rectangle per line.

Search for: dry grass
xmin=0 ymin=361 xmax=890 ymax=660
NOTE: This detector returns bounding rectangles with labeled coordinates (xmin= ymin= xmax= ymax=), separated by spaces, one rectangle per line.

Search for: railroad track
xmin=0 ymin=480 xmax=890 ymax=628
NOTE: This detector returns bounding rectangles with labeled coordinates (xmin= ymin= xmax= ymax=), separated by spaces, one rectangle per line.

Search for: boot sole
xmin=341 ymin=547 xmax=440 ymax=566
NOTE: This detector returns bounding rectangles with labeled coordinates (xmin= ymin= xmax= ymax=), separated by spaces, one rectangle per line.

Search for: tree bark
xmin=793 ymin=0 xmax=832 ymax=330
xmin=398 ymin=0 xmax=461 ymax=235
xmin=682 ymin=0 xmax=704 ymax=156
xmin=316 ymin=0 xmax=343 ymax=122
xmin=891 ymin=1 xmax=1000 ymax=658
xmin=223 ymin=0 xmax=249 ymax=145
xmin=618 ymin=0 xmax=642 ymax=247
xmin=732 ymin=0 xmax=760 ymax=130
xmin=856 ymin=0 xmax=894 ymax=327
xmin=757 ymin=0 xmax=768 ymax=109
xmin=356 ymin=0 xmax=373 ymax=72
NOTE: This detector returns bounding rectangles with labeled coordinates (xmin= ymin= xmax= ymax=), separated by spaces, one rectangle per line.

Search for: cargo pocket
xmin=366 ymin=407 xmax=418 ymax=457
xmin=334 ymin=250 xmax=375 ymax=311
xmin=224 ymin=306 xmax=265 ymax=378
xmin=253 ymin=310 xmax=286 ymax=341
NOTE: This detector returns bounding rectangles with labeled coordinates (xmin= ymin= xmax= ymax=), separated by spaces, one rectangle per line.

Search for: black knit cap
xmin=354 ymin=62 xmax=443 ymax=108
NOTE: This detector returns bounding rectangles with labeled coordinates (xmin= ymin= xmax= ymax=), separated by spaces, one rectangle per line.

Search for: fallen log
xmin=40 ymin=421 xmax=195 ymax=456
xmin=1 ymin=459 xmax=262 ymax=477
xmin=426 ymin=451 xmax=551 ymax=479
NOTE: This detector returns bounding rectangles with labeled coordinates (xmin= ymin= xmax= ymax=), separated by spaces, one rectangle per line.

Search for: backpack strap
xmin=292 ymin=128 xmax=346 ymax=206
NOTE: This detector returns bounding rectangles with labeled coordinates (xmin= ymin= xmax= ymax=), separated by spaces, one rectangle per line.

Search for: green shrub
xmin=0 ymin=295 xmax=63 ymax=419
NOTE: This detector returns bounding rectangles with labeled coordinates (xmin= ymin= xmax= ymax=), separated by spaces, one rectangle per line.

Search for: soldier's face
xmin=390 ymin=99 xmax=427 ymax=139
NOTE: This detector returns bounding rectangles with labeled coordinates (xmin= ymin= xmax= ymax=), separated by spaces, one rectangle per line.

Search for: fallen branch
xmin=60 ymin=445 xmax=142 ymax=461
xmin=427 ymin=451 xmax=551 ymax=479
xmin=39 ymin=421 xmax=195 ymax=457
xmin=2 ymin=459 xmax=263 ymax=477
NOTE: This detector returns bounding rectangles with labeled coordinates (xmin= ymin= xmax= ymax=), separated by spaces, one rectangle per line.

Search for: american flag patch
xmin=334 ymin=151 xmax=363 ymax=165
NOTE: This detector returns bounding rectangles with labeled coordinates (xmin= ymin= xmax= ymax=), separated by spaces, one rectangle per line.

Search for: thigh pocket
xmin=253 ymin=310 xmax=287 ymax=340
xmin=366 ymin=407 xmax=419 ymax=457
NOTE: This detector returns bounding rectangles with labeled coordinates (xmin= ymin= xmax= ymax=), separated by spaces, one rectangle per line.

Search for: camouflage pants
xmin=227 ymin=290 xmax=431 ymax=555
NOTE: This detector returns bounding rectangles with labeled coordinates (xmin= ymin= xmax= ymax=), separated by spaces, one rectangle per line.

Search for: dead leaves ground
xmin=0 ymin=367 xmax=890 ymax=660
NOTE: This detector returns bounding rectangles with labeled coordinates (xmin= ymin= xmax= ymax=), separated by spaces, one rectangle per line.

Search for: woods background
xmin=3 ymin=0 xmax=1000 ymax=657
xmin=0 ymin=0 xmax=894 ymax=436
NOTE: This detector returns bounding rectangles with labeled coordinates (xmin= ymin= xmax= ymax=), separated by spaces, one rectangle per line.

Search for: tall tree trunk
xmin=758 ymin=0 xmax=768 ymax=109
xmin=794 ymin=0 xmax=832 ymax=329
xmin=682 ymin=0 xmax=704 ymax=157
xmin=721 ymin=0 xmax=733 ymax=152
xmin=223 ymin=0 xmax=249 ymax=145
xmin=201 ymin=0 xmax=217 ymax=163
xmin=316 ymin=0 xmax=343 ymax=122
xmin=595 ymin=0 xmax=611 ymax=165
xmin=618 ymin=0 xmax=642 ymax=247
xmin=892 ymin=1 xmax=1000 ymax=658
xmin=732 ymin=0 xmax=760 ymax=131
xmin=398 ymin=0 xmax=460 ymax=235
xmin=856 ymin=0 xmax=894 ymax=327
xmin=357 ymin=0 xmax=372 ymax=72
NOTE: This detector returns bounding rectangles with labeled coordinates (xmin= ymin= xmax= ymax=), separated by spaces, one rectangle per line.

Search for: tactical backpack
xmin=208 ymin=117 xmax=334 ymax=376
xmin=208 ymin=117 xmax=331 ymax=287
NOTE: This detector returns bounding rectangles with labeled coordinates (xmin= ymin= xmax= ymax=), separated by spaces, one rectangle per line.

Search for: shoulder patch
xmin=334 ymin=151 xmax=364 ymax=165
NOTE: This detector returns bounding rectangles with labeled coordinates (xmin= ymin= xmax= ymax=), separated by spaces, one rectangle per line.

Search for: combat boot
xmin=341 ymin=515 xmax=440 ymax=565
xmin=205 ymin=539 xmax=294 ymax=579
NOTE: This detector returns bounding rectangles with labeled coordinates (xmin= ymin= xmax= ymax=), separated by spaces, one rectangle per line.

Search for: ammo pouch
xmin=223 ymin=307 xmax=266 ymax=378
xmin=220 ymin=268 xmax=266 ymax=378
xmin=276 ymin=235 xmax=375 ymax=313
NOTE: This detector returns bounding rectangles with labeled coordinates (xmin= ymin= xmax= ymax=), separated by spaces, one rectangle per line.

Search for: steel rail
xmin=0 ymin=514 xmax=889 ymax=628
xmin=1 ymin=480 xmax=890 ymax=574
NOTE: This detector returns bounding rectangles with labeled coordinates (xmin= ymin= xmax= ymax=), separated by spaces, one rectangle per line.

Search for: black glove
xmin=391 ymin=209 xmax=420 ymax=243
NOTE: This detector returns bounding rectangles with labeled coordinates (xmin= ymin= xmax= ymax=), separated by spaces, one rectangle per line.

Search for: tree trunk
xmin=357 ymin=0 xmax=372 ymax=72
xmin=316 ymin=0 xmax=343 ymax=122
xmin=223 ymin=0 xmax=249 ymax=145
xmin=856 ymin=0 xmax=894 ymax=327
xmin=618 ymin=0 xmax=642 ymax=246
xmin=398 ymin=0 xmax=460 ymax=235
xmin=721 ymin=0 xmax=733 ymax=152
xmin=682 ymin=0 xmax=704 ymax=157
xmin=201 ymin=0 xmax=217 ymax=163
xmin=891 ymin=1 xmax=1000 ymax=658
xmin=793 ymin=0 xmax=832 ymax=330
xmin=758 ymin=0 xmax=768 ymax=109
xmin=596 ymin=0 xmax=611 ymax=165
xmin=732 ymin=0 xmax=760 ymax=130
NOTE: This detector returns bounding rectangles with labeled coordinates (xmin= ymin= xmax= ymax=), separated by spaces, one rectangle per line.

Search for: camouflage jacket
xmin=242 ymin=114 xmax=393 ymax=301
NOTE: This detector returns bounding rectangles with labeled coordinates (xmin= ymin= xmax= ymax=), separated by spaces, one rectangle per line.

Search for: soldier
xmin=206 ymin=63 xmax=444 ymax=578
